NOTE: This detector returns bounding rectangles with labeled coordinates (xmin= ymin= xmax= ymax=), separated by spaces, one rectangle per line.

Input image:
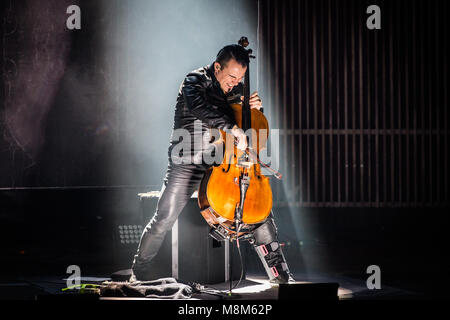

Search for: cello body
xmin=198 ymin=103 xmax=273 ymax=235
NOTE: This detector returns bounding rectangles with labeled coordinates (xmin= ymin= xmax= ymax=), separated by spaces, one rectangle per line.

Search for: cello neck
xmin=238 ymin=36 xmax=253 ymax=132
xmin=242 ymin=61 xmax=252 ymax=132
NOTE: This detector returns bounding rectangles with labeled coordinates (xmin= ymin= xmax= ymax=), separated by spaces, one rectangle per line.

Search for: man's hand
xmin=241 ymin=91 xmax=263 ymax=110
xmin=231 ymin=125 xmax=248 ymax=151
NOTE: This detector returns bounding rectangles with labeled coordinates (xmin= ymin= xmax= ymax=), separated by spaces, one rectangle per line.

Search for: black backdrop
xmin=0 ymin=0 xmax=257 ymax=188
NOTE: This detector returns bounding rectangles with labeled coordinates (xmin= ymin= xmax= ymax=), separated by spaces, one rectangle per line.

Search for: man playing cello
xmin=131 ymin=44 xmax=294 ymax=284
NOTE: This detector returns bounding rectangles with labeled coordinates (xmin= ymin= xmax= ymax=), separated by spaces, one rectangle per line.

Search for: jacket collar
xmin=207 ymin=63 xmax=218 ymax=84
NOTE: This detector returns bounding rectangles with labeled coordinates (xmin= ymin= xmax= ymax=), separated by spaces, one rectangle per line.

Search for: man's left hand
xmin=241 ymin=91 xmax=263 ymax=110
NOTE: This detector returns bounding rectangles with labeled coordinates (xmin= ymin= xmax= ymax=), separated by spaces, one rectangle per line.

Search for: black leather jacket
xmin=168 ymin=63 xmax=243 ymax=165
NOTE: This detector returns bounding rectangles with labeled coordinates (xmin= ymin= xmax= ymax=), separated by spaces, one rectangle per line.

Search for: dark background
xmin=1 ymin=0 xmax=449 ymax=298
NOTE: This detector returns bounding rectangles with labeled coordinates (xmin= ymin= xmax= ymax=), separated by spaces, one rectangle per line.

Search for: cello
xmin=198 ymin=37 xmax=282 ymax=241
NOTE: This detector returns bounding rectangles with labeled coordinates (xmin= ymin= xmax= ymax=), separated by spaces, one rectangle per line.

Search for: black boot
xmin=130 ymin=255 xmax=154 ymax=282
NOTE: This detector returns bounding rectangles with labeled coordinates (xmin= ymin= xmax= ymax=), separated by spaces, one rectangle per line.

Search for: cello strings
xmin=256 ymin=0 xmax=260 ymax=92
xmin=233 ymin=137 xmax=283 ymax=179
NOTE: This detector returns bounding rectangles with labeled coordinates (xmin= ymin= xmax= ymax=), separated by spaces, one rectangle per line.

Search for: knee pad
xmin=252 ymin=218 xmax=278 ymax=246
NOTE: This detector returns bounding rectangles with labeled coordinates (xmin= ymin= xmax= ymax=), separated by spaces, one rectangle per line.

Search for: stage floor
xmin=0 ymin=272 xmax=421 ymax=301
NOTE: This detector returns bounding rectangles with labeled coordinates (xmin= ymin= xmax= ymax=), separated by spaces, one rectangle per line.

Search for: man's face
xmin=214 ymin=59 xmax=247 ymax=94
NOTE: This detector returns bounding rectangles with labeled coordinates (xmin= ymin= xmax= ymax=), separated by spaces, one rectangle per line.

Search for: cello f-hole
xmin=222 ymin=162 xmax=231 ymax=173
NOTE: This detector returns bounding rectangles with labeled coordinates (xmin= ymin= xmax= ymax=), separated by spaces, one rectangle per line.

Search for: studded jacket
xmin=168 ymin=63 xmax=243 ymax=165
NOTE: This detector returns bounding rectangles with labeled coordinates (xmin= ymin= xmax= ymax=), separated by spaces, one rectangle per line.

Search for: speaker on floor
xmin=139 ymin=191 xmax=242 ymax=284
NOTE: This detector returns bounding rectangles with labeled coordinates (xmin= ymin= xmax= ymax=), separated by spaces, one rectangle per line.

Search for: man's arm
xmin=182 ymin=75 xmax=236 ymax=131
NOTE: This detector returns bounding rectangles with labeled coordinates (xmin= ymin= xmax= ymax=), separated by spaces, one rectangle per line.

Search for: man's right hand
xmin=231 ymin=125 xmax=248 ymax=151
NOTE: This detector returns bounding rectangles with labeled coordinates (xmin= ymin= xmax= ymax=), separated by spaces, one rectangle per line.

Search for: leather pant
xmin=132 ymin=162 xmax=293 ymax=283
